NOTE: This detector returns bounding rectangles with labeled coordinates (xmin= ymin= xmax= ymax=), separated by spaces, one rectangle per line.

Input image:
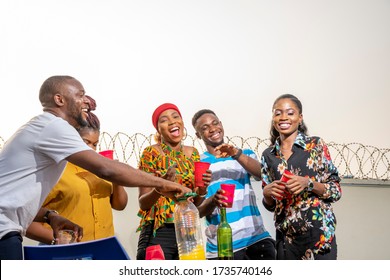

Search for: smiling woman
xmin=135 ymin=102 xmax=212 ymax=260
xmin=261 ymin=94 xmax=342 ymax=260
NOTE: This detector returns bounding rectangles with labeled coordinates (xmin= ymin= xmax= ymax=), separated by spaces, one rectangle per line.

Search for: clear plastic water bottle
xmin=174 ymin=196 xmax=206 ymax=260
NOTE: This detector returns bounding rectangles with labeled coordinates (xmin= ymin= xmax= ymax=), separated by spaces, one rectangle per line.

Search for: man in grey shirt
xmin=0 ymin=75 xmax=188 ymax=259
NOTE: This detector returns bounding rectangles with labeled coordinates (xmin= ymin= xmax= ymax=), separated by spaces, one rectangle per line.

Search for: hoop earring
xmin=182 ymin=127 xmax=188 ymax=141
xmin=154 ymin=131 xmax=161 ymax=143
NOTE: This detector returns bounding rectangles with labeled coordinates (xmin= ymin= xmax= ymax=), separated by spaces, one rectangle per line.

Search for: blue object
xmin=23 ymin=236 xmax=130 ymax=260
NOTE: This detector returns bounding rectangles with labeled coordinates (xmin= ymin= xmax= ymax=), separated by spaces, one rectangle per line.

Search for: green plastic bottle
xmin=217 ymin=207 xmax=233 ymax=260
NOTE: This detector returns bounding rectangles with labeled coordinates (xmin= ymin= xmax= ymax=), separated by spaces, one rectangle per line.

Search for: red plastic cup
xmin=281 ymin=170 xmax=293 ymax=183
xmin=99 ymin=150 xmax=114 ymax=159
xmin=220 ymin=183 xmax=235 ymax=208
xmin=145 ymin=244 xmax=165 ymax=260
xmin=278 ymin=170 xmax=293 ymax=200
xmin=194 ymin=161 xmax=210 ymax=187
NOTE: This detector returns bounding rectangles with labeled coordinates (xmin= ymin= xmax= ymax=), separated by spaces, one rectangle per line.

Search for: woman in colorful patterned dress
xmin=136 ymin=103 xmax=211 ymax=260
xmin=261 ymin=94 xmax=342 ymax=260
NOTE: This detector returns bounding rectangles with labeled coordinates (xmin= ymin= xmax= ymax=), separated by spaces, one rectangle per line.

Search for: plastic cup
xmin=57 ymin=230 xmax=76 ymax=245
xmin=145 ymin=244 xmax=165 ymax=260
xmin=220 ymin=184 xmax=235 ymax=208
xmin=99 ymin=150 xmax=114 ymax=159
xmin=278 ymin=170 xmax=293 ymax=200
xmin=194 ymin=162 xmax=210 ymax=187
xmin=280 ymin=169 xmax=293 ymax=183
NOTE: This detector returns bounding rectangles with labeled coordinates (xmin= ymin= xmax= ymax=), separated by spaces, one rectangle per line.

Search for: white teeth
xmin=210 ymin=132 xmax=220 ymax=139
xmin=279 ymin=123 xmax=290 ymax=129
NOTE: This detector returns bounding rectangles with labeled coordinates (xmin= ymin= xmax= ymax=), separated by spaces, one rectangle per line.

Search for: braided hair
xmin=85 ymin=95 xmax=100 ymax=131
xmin=78 ymin=95 xmax=100 ymax=133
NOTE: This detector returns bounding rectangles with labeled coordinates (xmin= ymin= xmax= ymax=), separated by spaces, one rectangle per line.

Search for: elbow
xmin=138 ymin=200 xmax=151 ymax=211
xmin=113 ymin=204 xmax=127 ymax=211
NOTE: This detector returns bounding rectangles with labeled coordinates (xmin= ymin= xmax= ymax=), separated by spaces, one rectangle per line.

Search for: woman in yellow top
xmin=26 ymin=96 xmax=128 ymax=244
xmin=136 ymin=103 xmax=211 ymax=260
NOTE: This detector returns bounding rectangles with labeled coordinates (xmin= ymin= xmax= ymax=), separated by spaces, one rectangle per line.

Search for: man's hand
xmin=214 ymin=143 xmax=238 ymax=158
xmin=211 ymin=188 xmax=229 ymax=208
xmin=155 ymin=181 xmax=192 ymax=201
xmin=155 ymin=164 xmax=177 ymax=182
xmin=49 ymin=214 xmax=83 ymax=243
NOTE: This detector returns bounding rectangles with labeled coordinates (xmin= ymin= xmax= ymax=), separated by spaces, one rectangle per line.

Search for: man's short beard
xmin=210 ymin=140 xmax=224 ymax=148
xmin=76 ymin=115 xmax=88 ymax=128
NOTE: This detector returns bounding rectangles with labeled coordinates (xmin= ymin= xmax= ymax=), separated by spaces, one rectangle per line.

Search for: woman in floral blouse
xmin=136 ymin=103 xmax=211 ymax=260
xmin=261 ymin=94 xmax=342 ymax=260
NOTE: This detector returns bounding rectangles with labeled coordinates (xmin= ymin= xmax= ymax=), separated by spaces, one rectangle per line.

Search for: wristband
xmin=43 ymin=210 xmax=59 ymax=225
xmin=232 ymin=148 xmax=242 ymax=160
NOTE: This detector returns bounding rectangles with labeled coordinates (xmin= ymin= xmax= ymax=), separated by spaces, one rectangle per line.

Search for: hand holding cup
xmin=56 ymin=229 xmax=76 ymax=245
xmin=194 ymin=162 xmax=211 ymax=188
xmin=99 ymin=150 xmax=114 ymax=159
xmin=220 ymin=183 xmax=235 ymax=208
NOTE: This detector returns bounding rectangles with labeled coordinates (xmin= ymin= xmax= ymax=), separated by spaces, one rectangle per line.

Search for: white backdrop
xmin=1 ymin=0 xmax=390 ymax=260
xmin=1 ymin=0 xmax=389 ymax=147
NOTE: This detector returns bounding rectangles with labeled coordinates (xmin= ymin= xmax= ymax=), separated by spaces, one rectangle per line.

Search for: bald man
xmin=0 ymin=75 xmax=189 ymax=259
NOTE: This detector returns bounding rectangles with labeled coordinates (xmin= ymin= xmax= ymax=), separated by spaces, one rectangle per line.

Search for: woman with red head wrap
xmin=136 ymin=103 xmax=211 ymax=260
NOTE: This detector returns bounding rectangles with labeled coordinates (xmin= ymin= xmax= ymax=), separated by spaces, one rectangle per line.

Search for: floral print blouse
xmin=261 ymin=132 xmax=342 ymax=259
xmin=136 ymin=141 xmax=200 ymax=236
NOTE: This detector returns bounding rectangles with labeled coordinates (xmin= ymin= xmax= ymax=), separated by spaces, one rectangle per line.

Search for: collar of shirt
xmin=270 ymin=132 xmax=307 ymax=155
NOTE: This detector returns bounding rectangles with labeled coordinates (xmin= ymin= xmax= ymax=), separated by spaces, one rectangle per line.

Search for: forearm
xmin=103 ymin=162 xmax=172 ymax=188
xmin=262 ymin=196 xmax=276 ymax=212
xmin=193 ymin=195 xmax=206 ymax=207
xmin=26 ymin=222 xmax=54 ymax=244
xmin=235 ymin=153 xmax=262 ymax=179
xmin=198 ymin=196 xmax=217 ymax=218
xmin=138 ymin=188 xmax=162 ymax=210
xmin=33 ymin=207 xmax=57 ymax=224
xmin=68 ymin=152 xmax=173 ymax=189
xmin=262 ymin=184 xmax=276 ymax=212
xmin=33 ymin=208 xmax=48 ymax=223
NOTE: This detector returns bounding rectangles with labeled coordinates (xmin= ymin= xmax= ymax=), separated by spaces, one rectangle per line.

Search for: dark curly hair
xmin=191 ymin=109 xmax=216 ymax=128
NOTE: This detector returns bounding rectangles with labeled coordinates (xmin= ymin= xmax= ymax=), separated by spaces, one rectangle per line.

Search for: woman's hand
xmin=155 ymin=164 xmax=177 ymax=182
xmin=263 ymin=180 xmax=286 ymax=201
xmin=283 ymin=174 xmax=308 ymax=195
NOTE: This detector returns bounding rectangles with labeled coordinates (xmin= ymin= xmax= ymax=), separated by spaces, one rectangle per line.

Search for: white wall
xmin=2 ymin=0 xmax=390 ymax=260
xmin=0 ymin=0 xmax=389 ymax=147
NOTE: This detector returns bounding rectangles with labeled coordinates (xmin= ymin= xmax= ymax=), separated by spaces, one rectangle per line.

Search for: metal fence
xmin=1 ymin=133 xmax=389 ymax=181
xmin=97 ymin=132 xmax=390 ymax=181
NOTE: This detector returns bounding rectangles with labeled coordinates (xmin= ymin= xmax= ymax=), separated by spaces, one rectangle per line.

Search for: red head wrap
xmin=152 ymin=103 xmax=182 ymax=130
